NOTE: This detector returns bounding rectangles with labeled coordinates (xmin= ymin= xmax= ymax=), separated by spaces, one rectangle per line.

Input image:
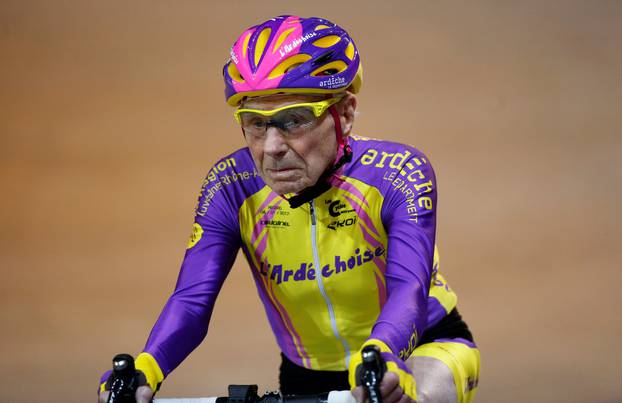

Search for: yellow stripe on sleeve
xmin=135 ymin=352 xmax=165 ymax=392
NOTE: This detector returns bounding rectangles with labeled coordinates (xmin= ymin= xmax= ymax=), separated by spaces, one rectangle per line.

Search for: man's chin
xmin=272 ymin=184 xmax=306 ymax=195
xmin=268 ymin=179 xmax=309 ymax=195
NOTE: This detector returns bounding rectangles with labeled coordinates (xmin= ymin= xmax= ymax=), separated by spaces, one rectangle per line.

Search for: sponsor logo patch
xmin=258 ymin=246 xmax=386 ymax=284
xmin=327 ymin=199 xmax=355 ymax=217
xmin=327 ymin=216 xmax=357 ymax=231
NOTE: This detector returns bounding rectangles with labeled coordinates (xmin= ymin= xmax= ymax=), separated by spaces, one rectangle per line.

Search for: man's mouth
xmin=266 ymin=167 xmax=300 ymax=178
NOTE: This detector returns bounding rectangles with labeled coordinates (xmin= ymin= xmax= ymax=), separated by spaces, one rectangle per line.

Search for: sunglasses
xmin=233 ymin=97 xmax=343 ymax=137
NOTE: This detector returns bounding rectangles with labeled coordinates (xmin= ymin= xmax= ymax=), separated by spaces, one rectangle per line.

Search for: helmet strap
xmin=286 ymin=105 xmax=352 ymax=209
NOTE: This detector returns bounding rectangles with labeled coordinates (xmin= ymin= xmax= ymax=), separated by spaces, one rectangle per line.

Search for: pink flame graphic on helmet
xmin=231 ymin=16 xmax=303 ymax=93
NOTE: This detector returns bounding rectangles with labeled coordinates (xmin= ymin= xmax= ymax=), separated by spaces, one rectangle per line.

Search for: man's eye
xmin=288 ymin=116 xmax=303 ymax=126
xmin=282 ymin=112 xmax=312 ymax=129
xmin=248 ymin=118 xmax=266 ymax=129
xmin=282 ymin=119 xmax=303 ymax=131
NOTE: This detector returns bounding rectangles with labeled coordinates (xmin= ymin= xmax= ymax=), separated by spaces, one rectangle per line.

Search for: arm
xmin=370 ymin=153 xmax=436 ymax=358
xmin=138 ymin=170 xmax=243 ymax=391
xmin=349 ymin=152 xmax=437 ymax=402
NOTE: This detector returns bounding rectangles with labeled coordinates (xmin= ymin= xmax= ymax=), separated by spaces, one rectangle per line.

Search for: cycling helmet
xmin=223 ymin=15 xmax=362 ymax=106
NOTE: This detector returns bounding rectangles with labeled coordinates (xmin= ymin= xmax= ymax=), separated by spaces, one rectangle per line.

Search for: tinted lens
xmin=239 ymin=113 xmax=268 ymax=136
xmin=240 ymin=106 xmax=318 ymax=137
xmin=273 ymin=107 xmax=317 ymax=132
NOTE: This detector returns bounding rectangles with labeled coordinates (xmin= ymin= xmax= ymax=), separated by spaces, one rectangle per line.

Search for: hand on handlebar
xmin=98 ymin=353 xmax=158 ymax=403
xmin=349 ymin=341 xmax=417 ymax=403
xmin=351 ymin=371 xmax=415 ymax=403
xmin=98 ymin=385 xmax=154 ymax=403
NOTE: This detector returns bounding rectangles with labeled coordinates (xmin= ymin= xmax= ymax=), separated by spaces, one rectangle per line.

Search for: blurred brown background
xmin=1 ymin=1 xmax=621 ymax=402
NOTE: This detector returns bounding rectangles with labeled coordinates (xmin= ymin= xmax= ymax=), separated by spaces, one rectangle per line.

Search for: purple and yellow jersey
xmin=142 ymin=135 xmax=457 ymax=378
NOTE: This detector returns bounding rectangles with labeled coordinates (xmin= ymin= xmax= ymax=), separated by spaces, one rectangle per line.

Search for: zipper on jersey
xmin=309 ymin=199 xmax=352 ymax=367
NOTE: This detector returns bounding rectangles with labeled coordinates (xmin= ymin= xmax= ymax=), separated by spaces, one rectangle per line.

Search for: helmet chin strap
xmin=285 ymin=105 xmax=352 ymax=209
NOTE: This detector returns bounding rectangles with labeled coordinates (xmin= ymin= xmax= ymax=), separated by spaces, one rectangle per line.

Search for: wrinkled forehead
xmin=240 ymin=93 xmax=328 ymax=110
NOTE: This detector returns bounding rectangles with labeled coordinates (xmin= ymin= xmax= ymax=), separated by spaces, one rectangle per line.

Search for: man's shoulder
xmin=344 ymin=136 xmax=437 ymax=222
xmin=346 ymin=135 xmax=433 ymax=184
xmin=209 ymin=147 xmax=255 ymax=173
xmin=195 ymin=147 xmax=264 ymax=217
xmin=203 ymin=147 xmax=262 ymax=185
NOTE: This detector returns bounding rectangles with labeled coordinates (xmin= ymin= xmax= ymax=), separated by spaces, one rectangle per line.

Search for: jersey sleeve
xmin=369 ymin=152 xmax=437 ymax=360
xmin=141 ymin=163 xmax=243 ymax=379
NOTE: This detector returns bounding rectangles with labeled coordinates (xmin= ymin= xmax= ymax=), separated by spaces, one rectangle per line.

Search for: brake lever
xmin=108 ymin=353 xmax=139 ymax=403
xmin=361 ymin=345 xmax=386 ymax=403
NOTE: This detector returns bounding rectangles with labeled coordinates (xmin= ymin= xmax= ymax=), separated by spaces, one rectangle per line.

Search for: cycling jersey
xmin=142 ymin=135 xmax=458 ymax=378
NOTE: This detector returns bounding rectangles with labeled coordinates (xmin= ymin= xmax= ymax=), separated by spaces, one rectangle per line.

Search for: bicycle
xmin=152 ymin=385 xmax=354 ymax=403
xmin=106 ymin=346 xmax=385 ymax=403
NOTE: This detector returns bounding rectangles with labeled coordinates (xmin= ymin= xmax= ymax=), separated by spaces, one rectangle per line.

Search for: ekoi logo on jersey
xmin=259 ymin=247 xmax=385 ymax=284
xmin=327 ymin=216 xmax=357 ymax=231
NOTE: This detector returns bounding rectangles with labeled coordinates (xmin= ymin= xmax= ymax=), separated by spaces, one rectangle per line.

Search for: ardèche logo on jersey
xmin=325 ymin=199 xmax=356 ymax=231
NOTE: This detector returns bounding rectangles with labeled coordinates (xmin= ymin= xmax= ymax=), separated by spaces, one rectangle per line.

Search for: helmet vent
xmin=345 ymin=42 xmax=355 ymax=61
xmin=267 ymin=54 xmax=312 ymax=79
xmin=318 ymin=69 xmax=338 ymax=76
xmin=313 ymin=35 xmax=341 ymax=48
xmin=311 ymin=60 xmax=348 ymax=77
xmin=227 ymin=62 xmax=245 ymax=83
xmin=272 ymin=27 xmax=296 ymax=54
xmin=254 ymin=28 xmax=272 ymax=67
xmin=242 ymin=33 xmax=251 ymax=58
xmin=286 ymin=64 xmax=304 ymax=73
xmin=313 ymin=51 xmax=335 ymax=66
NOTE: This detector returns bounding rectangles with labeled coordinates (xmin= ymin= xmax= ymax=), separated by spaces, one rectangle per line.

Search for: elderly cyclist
xmin=99 ymin=15 xmax=480 ymax=403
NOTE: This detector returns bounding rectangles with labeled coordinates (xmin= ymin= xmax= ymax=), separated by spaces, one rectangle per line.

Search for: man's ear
xmin=339 ymin=93 xmax=357 ymax=137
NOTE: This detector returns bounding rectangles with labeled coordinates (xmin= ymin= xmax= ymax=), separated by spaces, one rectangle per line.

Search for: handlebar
xmin=152 ymin=390 xmax=355 ymax=403
xmin=153 ymin=391 xmax=355 ymax=403
xmin=107 ymin=347 xmax=386 ymax=403
xmin=154 ymin=400 xmax=217 ymax=403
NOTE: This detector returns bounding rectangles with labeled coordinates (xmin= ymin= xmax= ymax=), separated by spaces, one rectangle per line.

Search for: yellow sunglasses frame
xmin=233 ymin=96 xmax=343 ymax=124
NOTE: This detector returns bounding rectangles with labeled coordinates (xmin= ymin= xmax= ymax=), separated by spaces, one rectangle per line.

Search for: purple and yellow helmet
xmin=223 ymin=15 xmax=362 ymax=106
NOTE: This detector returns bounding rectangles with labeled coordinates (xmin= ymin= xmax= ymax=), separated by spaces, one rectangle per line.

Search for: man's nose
xmin=263 ymin=126 xmax=288 ymax=157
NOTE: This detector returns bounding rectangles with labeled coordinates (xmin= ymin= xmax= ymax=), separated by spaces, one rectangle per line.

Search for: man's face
xmin=240 ymin=94 xmax=342 ymax=195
